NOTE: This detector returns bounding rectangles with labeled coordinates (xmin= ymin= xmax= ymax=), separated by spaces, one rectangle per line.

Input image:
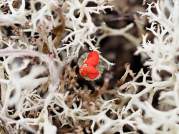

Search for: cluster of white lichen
xmin=120 ymin=0 xmax=179 ymax=133
xmin=0 ymin=0 xmax=116 ymax=133
xmin=103 ymin=1 xmax=179 ymax=134
xmin=0 ymin=0 xmax=178 ymax=134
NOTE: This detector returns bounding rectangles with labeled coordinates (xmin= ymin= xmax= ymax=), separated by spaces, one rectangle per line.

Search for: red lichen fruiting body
xmin=79 ymin=64 xmax=99 ymax=80
xmin=84 ymin=51 xmax=99 ymax=67
xmin=79 ymin=51 xmax=100 ymax=80
xmin=86 ymin=65 xmax=99 ymax=80
xmin=79 ymin=65 xmax=89 ymax=77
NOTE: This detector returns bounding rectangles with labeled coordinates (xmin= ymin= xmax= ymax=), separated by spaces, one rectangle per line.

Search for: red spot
xmin=79 ymin=51 xmax=100 ymax=80
xmin=86 ymin=65 xmax=99 ymax=79
xmin=80 ymin=65 xmax=99 ymax=80
xmin=79 ymin=65 xmax=88 ymax=77
xmin=84 ymin=51 xmax=99 ymax=67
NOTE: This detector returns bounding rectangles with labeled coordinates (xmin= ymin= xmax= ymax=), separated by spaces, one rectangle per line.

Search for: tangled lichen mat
xmin=0 ymin=0 xmax=179 ymax=134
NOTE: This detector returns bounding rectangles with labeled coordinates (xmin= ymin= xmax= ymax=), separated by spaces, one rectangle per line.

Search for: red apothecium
xmin=79 ymin=51 xmax=100 ymax=80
